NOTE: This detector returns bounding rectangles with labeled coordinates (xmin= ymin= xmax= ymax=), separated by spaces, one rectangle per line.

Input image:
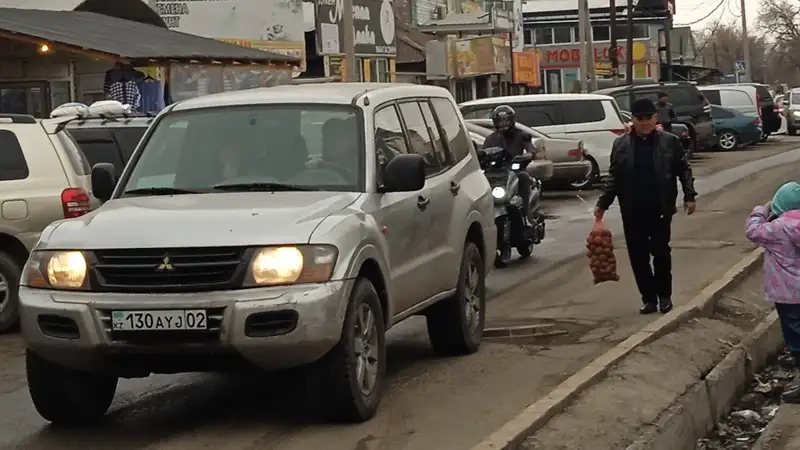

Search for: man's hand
xmin=684 ymin=201 xmax=696 ymax=215
xmin=306 ymin=154 xmax=324 ymax=168
xmin=594 ymin=207 xmax=605 ymax=220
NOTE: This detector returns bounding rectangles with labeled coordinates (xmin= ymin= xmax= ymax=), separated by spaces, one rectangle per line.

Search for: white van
xmin=458 ymin=94 xmax=627 ymax=183
xmin=698 ymin=85 xmax=759 ymax=117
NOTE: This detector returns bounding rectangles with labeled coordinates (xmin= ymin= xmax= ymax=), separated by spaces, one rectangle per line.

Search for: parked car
xmin=466 ymin=123 xmax=555 ymax=182
xmin=711 ymin=105 xmax=762 ymax=150
xmin=737 ymin=83 xmax=781 ymax=139
xmin=699 ymin=85 xmax=760 ymax=118
xmin=619 ymin=110 xmax=694 ymax=158
xmin=780 ymin=89 xmax=800 ymax=135
xmin=459 ymin=93 xmax=628 ymax=184
xmin=465 ymin=118 xmax=591 ymax=188
xmin=19 ymin=83 xmax=497 ymax=425
xmin=0 ymin=114 xmax=96 ymax=332
xmin=52 ymin=101 xmax=154 ymax=177
xmin=593 ymin=82 xmax=715 ymax=153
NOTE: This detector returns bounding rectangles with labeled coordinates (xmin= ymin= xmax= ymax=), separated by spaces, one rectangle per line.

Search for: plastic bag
xmin=586 ymin=218 xmax=620 ymax=284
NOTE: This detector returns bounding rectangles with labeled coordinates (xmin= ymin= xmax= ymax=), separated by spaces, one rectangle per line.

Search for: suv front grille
xmin=91 ymin=247 xmax=248 ymax=293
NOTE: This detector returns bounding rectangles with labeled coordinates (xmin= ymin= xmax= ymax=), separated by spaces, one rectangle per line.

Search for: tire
xmin=761 ymin=132 xmax=770 ymax=142
xmin=26 ymin=349 xmax=118 ymax=425
xmin=717 ymin=131 xmax=739 ymax=151
xmin=320 ymin=278 xmax=386 ymax=422
xmin=569 ymin=157 xmax=599 ymax=190
xmin=790 ymin=127 xmax=797 ymax=136
xmin=494 ymin=246 xmax=512 ymax=268
xmin=517 ymin=242 xmax=534 ymax=258
xmin=426 ymin=241 xmax=486 ymax=356
xmin=0 ymin=251 xmax=21 ymax=332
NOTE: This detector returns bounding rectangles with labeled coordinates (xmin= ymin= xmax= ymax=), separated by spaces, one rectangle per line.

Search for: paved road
xmin=0 ymin=138 xmax=797 ymax=450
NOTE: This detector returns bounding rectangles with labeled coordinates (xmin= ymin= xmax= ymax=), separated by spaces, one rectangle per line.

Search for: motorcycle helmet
xmin=491 ymin=105 xmax=516 ymax=134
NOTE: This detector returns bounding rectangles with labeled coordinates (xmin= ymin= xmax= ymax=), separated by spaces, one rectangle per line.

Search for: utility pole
xmin=343 ymin=0 xmax=358 ymax=82
xmin=740 ymin=0 xmax=752 ymax=81
xmin=625 ymin=0 xmax=633 ymax=82
xmin=585 ymin=0 xmax=597 ymax=91
xmin=578 ymin=0 xmax=589 ymax=92
xmin=609 ymin=0 xmax=619 ymax=85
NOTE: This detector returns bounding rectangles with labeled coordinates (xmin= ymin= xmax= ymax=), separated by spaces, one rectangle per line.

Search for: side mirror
xmin=382 ymin=154 xmax=425 ymax=193
xmin=91 ymin=163 xmax=117 ymax=202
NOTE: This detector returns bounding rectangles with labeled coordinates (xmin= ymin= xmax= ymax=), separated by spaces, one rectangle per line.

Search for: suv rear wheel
xmin=0 ymin=252 xmax=21 ymax=332
xmin=320 ymin=278 xmax=386 ymax=422
xmin=27 ymin=349 xmax=118 ymax=425
xmin=426 ymin=241 xmax=485 ymax=356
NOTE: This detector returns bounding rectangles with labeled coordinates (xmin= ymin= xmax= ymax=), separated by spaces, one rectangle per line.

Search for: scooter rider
xmin=482 ymin=105 xmax=535 ymax=224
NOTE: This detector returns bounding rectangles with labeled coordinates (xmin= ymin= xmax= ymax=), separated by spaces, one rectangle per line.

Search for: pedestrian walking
xmin=745 ymin=181 xmax=800 ymax=403
xmin=656 ymin=91 xmax=677 ymax=135
xmin=594 ymin=98 xmax=697 ymax=315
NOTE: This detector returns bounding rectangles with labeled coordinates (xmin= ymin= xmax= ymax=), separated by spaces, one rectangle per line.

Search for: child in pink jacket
xmin=745 ymin=181 xmax=800 ymax=403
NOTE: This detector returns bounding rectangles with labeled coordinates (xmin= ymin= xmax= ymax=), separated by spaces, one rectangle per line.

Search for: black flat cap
xmin=630 ymin=98 xmax=657 ymax=116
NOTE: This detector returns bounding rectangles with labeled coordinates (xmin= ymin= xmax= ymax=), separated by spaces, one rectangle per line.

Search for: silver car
xmin=18 ymin=83 xmax=496 ymax=425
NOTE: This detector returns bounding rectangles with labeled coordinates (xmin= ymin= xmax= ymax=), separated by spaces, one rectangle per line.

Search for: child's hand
xmin=765 ymin=201 xmax=772 ymax=209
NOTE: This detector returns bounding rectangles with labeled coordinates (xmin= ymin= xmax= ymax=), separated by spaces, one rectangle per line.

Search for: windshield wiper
xmin=213 ymin=182 xmax=313 ymax=192
xmin=122 ymin=187 xmax=200 ymax=196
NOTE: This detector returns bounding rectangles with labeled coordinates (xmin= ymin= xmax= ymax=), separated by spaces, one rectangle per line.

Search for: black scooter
xmin=477 ymin=146 xmax=546 ymax=268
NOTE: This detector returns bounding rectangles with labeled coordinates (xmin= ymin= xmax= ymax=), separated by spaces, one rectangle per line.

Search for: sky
xmin=673 ymin=0 xmax=758 ymax=32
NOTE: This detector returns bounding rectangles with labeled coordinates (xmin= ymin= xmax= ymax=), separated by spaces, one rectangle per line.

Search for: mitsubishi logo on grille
xmin=156 ymin=255 xmax=175 ymax=272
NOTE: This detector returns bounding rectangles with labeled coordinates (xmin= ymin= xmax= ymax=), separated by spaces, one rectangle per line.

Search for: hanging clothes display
xmin=103 ymin=64 xmax=144 ymax=111
xmin=138 ymin=76 xmax=166 ymax=114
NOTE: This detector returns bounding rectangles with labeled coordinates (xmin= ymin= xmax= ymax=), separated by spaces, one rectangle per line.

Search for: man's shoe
xmin=782 ymin=384 xmax=800 ymax=404
xmin=658 ymin=297 xmax=673 ymax=314
xmin=640 ymin=303 xmax=658 ymax=314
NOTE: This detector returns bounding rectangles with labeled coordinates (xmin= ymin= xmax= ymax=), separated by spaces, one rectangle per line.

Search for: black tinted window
xmin=111 ymin=127 xmax=147 ymax=161
xmin=754 ymin=86 xmax=773 ymax=105
xmin=515 ymin=104 xmax=559 ymax=127
xmin=461 ymin=107 xmax=494 ymax=120
xmin=711 ymin=105 xmax=734 ymax=118
xmin=0 ymin=130 xmax=28 ymax=181
xmin=418 ymin=101 xmax=451 ymax=168
xmin=68 ymin=128 xmax=125 ymax=177
xmin=703 ymin=90 xmax=721 ymax=105
xmin=433 ymin=98 xmax=472 ymax=162
xmin=561 ymin=100 xmax=605 ymax=124
xmin=666 ymin=86 xmax=701 ymax=106
xmin=399 ymin=101 xmax=443 ymax=176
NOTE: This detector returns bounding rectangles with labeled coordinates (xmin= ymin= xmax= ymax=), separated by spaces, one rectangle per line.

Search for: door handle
xmin=450 ymin=181 xmax=460 ymax=195
xmin=417 ymin=195 xmax=430 ymax=210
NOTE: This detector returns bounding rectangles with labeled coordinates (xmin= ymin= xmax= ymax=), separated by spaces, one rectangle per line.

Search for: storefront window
xmin=545 ymin=69 xmax=563 ymax=94
xmin=563 ymin=70 xmax=579 ymax=93
xmin=615 ymin=24 xmax=650 ymax=40
xmin=633 ymin=63 xmax=648 ymax=79
xmin=592 ymin=26 xmax=610 ymax=41
xmin=369 ymin=59 xmax=390 ymax=82
xmin=524 ymin=29 xmax=533 ymax=46
xmin=534 ymin=28 xmax=553 ymax=45
xmin=553 ymin=27 xmax=572 ymax=44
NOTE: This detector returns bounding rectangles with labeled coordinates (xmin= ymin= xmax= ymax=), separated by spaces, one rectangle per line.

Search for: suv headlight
xmin=244 ymin=245 xmax=338 ymax=287
xmin=22 ymin=251 xmax=88 ymax=290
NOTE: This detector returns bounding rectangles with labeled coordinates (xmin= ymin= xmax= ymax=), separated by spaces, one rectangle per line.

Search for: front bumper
xmin=19 ymin=280 xmax=353 ymax=373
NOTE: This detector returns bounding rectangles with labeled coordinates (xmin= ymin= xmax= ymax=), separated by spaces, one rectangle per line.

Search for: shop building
xmin=0 ymin=2 xmax=298 ymax=117
xmin=522 ymin=0 xmax=674 ymax=93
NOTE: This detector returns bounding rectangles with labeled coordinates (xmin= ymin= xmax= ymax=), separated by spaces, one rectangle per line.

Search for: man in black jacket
xmin=656 ymin=91 xmax=677 ymax=134
xmin=594 ymin=99 xmax=697 ymax=315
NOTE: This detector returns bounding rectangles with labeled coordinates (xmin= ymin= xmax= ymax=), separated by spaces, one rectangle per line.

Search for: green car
xmin=711 ymin=105 xmax=763 ymax=151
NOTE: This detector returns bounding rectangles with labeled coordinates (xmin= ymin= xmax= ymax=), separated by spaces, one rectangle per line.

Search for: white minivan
xmin=698 ymin=85 xmax=759 ymax=117
xmin=459 ymin=94 xmax=628 ymax=184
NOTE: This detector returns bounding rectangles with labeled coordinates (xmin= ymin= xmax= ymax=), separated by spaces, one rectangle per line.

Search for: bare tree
xmin=693 ymin=23 xmax=769 ymax=81
xmin=757 ymin=0 xmax=800 ymax=84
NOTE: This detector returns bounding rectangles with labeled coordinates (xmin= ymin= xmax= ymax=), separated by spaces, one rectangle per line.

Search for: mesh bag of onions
xmin=586 ymin=218 xmax=620 ymax=284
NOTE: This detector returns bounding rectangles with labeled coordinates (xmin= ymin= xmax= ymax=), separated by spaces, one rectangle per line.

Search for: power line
xmin=675 ymin=0 xmax=728 ymax=26
xmin=727 ymin=0 xmax=741 ymax=18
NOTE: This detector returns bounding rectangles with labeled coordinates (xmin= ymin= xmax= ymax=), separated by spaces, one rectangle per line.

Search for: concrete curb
xmin=470 ymin=248 xmax=765 ymax=450
xmin=623 ymin=310 xmax=783 ymax=450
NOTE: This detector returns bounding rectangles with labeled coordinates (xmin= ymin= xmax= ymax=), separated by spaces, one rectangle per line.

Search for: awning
xmin=0 ymin=7 xmax=301 ymax=66
xmin=396 ymin=21 xmax=435 ymax=64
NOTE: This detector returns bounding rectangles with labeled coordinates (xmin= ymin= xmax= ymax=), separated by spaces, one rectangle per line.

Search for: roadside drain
xmin=483 ymin=318 xmax=601 ymax=346
xmin=697 ymin=351 xmax=795 ymax=449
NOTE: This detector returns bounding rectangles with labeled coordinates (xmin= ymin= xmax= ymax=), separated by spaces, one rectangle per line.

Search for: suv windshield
xmin=121 ymin=105 xmax=363 ymax=195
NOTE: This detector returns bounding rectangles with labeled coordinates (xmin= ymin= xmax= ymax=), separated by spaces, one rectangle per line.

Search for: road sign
xmin=735 ymin=60 xmax=746 ymax=74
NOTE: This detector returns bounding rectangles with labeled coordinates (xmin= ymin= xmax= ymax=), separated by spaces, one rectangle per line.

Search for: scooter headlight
xmin=511 ymin=163 xmax=521 ymax=170
xmin=491 ymin=186 xmax=506 ymax=199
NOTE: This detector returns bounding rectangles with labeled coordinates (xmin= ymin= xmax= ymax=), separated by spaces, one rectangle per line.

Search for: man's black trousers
xmin=621 ymin=212 xmax=673 ymax=304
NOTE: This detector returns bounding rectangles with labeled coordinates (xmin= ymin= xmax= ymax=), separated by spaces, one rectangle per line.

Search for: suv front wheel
xmin=27 ymin=349 xmax=118 ymax=425
xmin=320 ymin=278 xmax=386 ymax=422
xmin=426 ymin=241 xmax=486 ymax=356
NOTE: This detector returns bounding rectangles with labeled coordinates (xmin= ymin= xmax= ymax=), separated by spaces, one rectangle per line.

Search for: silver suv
xmin=0 ymin=114 xmax=95 ymax=332
xmin=19 ymin=83 xmax=496 ymax=424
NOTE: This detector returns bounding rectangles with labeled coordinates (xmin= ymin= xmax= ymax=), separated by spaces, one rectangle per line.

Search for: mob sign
xmin=316 ymin=0 xmax=397 ymax=57
xmin=539 ymin=42 xmax=649 ymax=67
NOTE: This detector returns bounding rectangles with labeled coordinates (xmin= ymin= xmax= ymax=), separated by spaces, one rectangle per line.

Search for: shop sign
xmin=512 ymin=52 xmax=540 ymax=86
xmin=540 ymin=42 xmax=649 ymax=65
xmin=455 ymin=36 xmax=510 ymax=77
xmin=315 ymin=0 xmax=397 ymax=56
xmin=151 ymin=0 xmax=306 ymax=74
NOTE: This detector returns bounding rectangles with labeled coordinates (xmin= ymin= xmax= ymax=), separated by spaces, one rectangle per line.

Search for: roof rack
xmin=50 ymin=100 xmax=156 ymax=132
xmin=0 ymin=114 xmax=36 ymax=124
